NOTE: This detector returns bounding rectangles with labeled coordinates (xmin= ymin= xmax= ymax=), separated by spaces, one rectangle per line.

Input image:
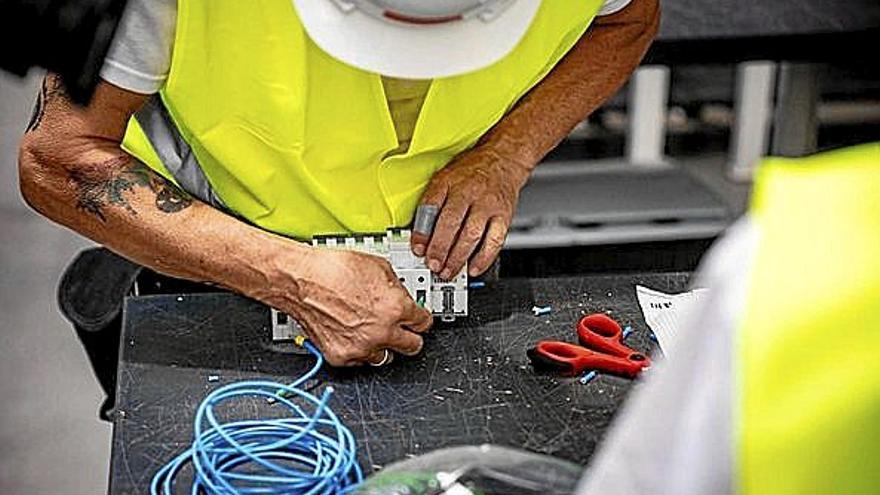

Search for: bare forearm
xmin=481 ymin=0 xmax=660 ymax=166
xmin=18 ymin=143 xmax=307 ymax=302
xmin=19 ymin=77 xmax=433 ymax=367
xmin=18 ymin=74 xmax=311 ymax=303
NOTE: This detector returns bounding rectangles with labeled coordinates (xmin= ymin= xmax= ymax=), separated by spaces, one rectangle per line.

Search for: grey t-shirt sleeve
xmin=100 ymin=0 xmax=177 ymax=94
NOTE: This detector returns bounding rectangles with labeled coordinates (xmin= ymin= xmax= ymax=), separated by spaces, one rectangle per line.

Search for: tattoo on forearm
xmin=131 ymin=162 xmax=194 ymax=213
xmin=25 ymin=80 xmax=48 ymax=133
xmin=26 ymin=76 xmax=67 ymax=133
xmin=70 ymin=157 xmax=193 ymax=221
xmin=154 ymin=184 xmax=193 ymax=213
xmin=71 ymin=156 xmax=143 ymax=221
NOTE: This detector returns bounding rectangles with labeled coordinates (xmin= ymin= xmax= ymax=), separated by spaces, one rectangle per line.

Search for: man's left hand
xmin=411 ymin=146 xmax=531 ymax=279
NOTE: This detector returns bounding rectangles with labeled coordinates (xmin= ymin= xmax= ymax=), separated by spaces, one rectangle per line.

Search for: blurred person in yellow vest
xmin=575 ymin=143 xmax=880 ymax=495
xmin=18 ymin=0 xmax=658 ymax=416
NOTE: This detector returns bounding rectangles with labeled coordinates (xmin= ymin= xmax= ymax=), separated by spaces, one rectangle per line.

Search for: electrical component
xmin=272 ymin=229 xmax=468 ymax=342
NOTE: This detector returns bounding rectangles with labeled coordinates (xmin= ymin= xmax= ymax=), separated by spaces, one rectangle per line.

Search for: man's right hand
xmin=18 ymin=75 xmax=432 ymax=368
xmin=265 ymin=247 xmax=433 ymax=367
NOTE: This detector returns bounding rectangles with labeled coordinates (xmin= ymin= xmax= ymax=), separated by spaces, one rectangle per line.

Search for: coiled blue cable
xmin=151 ymin=340 xmax=363 ymax=494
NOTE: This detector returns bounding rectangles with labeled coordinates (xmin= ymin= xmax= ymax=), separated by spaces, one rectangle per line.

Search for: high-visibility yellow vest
xmin=739 ymin=143 xmax=880 ymax=493
xmin=121 ymin=0 xmax=603 ymax=240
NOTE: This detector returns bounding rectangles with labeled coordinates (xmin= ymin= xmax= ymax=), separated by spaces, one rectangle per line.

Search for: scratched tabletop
xmin=110 ymin=272 xmax=689 ymax=493
xmin=649 ymin=0 xmax=879 ymax=64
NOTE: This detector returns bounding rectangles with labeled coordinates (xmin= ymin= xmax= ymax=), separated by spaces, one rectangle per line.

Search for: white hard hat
xmin=291 ymin=0 xmax=542 ymax=79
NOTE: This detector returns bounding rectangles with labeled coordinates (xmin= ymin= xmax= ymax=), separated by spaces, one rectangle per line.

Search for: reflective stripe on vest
xmin=738 ymin=143 xmax=880 ymax=494
xmin=134 ymin=96 xmax=226 ymax=210
xmin=121 ymin=0 xmax=603 ymax=240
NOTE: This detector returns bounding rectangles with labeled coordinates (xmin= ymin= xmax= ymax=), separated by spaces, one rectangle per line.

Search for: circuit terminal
xmin=272 ymin=229 xmax=468 ymax=342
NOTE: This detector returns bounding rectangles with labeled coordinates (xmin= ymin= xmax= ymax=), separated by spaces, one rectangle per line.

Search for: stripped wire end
xmin=579 ymin=370 xmax=599 ymax=385
xmin=531 ymin=305 xmax=552 ymax=316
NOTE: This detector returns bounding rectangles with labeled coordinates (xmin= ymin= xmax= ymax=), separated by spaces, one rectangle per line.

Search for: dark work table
xmin=648 ymin=0 xmax=880 ymax=63
xmin=109 ymin=272 xmax=690 ymax=494
xmin=660 ymin=0 xmax=879 ymax=39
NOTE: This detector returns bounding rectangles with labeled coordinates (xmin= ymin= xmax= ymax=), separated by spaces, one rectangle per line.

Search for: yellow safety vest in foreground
xmin=121 ymin=0 xmax=603 ymax=240
xmin=740 ymin=142 xmax=880 ymax=494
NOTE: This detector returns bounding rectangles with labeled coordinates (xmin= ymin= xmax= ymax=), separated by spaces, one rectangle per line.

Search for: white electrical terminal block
xmin=271 ymin=228 xmax=468 ymax=342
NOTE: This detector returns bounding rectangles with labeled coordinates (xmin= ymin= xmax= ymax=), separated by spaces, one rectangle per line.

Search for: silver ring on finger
xmin=368 ymin=349 xmax=393 ymax=367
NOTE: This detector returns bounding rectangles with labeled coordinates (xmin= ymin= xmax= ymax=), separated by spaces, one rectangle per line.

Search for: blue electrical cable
xmin=151 ymin=340 xmax=363 ymax=495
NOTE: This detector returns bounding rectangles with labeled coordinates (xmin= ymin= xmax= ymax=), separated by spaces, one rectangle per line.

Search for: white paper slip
xmin=635 ymin=285 xmax=708 ymax=359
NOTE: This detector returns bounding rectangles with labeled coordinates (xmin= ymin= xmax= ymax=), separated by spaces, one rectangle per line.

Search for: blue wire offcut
xmin=151 ymin=341 xmax=363 ymax=494
xmin=579 ymin=370 xmax=598 ymax=385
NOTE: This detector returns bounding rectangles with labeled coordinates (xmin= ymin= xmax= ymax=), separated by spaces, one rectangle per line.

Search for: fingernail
xmin=428 ymin=259 xmax=440 ymax=272
xmin=440 ymin=269 xmax=451 ymax=280
xmin=468 ymin=266 xmax=478 ymax=277
xmin=413 ymin=244 xmax=425 ymax=256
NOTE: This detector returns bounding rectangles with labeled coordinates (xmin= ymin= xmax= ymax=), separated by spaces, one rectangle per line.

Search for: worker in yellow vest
xmin=19 ymin=0 xmax=658 ymax=387
xmin=575 ymin=143 xmax=880 ymax=494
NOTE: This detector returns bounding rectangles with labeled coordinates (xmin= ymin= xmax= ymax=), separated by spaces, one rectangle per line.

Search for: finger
xmin=412 ymin=182 xmax=449 ymax=257
xmin=469 ymin=216 xmax=509 ymax=276
xmin=411 ymin=204 xmax=440 ymax=257
xmin=400 ymin=299 xmax=433 ymax=333
xmin=439 ymin=212 xmax=489 ymax=280
xmin=385 ymin=328 xmax=424 ymax=356
xmin=425 ymin=198 xmax=470 ymax=274
xmin=322 ymin=344 xmax=365 ymax=368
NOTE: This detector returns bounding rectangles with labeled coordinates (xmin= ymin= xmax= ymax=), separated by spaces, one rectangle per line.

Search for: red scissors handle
xmin=527 ymin=313 xmax=651 ymax=378
xmin=577 ymin=314 xmax=636 ymax=358
xmin=527 ymin=341 xmax=647 ymax=378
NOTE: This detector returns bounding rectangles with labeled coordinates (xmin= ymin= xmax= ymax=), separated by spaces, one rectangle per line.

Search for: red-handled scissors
xmin=527 ymin=313 xmax=651 ymax=378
